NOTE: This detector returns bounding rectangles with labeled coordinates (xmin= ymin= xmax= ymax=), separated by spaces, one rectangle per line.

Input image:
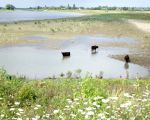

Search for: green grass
xmin=0 ymin=68 xmax=150 ymax=119
xmin=61 ymin=13 xmax=150 ymax=22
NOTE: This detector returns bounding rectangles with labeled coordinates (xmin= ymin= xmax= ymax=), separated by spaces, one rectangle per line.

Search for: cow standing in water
xmin=61 ymin=52 xmax=71 ymax=58
xmin=91 ymin=45 xmax=98 ymax=53
xmin=124 ymin=55 xmax=130 ymax=63
xmin=124 ymin=55 xmax=130 ymax=79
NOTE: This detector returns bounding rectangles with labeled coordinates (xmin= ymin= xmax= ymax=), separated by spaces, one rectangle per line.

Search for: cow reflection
xmin=124 ymin=62 xmax=129 ymax=79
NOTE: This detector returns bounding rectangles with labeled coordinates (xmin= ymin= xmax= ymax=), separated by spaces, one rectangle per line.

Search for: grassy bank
xmin=0 ymin=68 xmax=150 ymax=119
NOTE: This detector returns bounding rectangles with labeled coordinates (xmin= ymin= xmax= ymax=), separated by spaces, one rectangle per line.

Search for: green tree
xmin=5 ymin=4 xmax=15 ymax=10
xmin=67 ymin=4 xmax=71 ymax=9
xmin=73 ymin=4 xmax=76 ymax=9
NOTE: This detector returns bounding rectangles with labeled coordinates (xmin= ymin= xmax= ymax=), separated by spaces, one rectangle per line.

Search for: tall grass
xmin=0 ymin=68 xmax=150 ymax=119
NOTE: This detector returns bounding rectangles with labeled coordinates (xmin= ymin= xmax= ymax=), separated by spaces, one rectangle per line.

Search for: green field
xmin=0 ymin=68 xmax=150 ymax=119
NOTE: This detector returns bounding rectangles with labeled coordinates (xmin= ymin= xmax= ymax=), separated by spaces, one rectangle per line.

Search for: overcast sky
xmin=0 ymin=0 xmax=150 ymax=8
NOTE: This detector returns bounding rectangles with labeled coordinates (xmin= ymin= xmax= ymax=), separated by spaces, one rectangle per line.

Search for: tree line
xmin=0 ymin=4 xmax=150 ymax=11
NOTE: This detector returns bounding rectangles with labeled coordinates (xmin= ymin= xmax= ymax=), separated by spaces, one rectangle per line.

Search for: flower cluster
xmin=53 ymin=89 xmax=150 ymax=120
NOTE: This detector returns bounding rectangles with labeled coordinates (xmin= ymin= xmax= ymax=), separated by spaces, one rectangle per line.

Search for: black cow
xmin=91 ymin=45 xmax=99 ymax=53
xmin=124 ymin=55 xmax=130 ymax=63
xmin=61 ymin=52 xmax=71 ymax=57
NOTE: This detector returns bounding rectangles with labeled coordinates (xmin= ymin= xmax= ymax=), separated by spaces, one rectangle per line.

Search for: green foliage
xmin=80 ymin=78 xmax=108 ymax=98
xmin=0 ymin=68 xmax=7 ymax=81
xmin=5 ymin=4 xmax=15 ymax=10
xmin=64 ymin=13 xmax=150 ymax=22
xmin=17 ymin=84 xmax=37 ymax=103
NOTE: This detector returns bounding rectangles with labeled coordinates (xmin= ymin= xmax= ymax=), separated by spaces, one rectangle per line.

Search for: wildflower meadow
xmin=0 ymin=68 xmax=150 ymax=120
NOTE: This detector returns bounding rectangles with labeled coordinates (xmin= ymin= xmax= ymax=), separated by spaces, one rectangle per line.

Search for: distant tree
xmin=59 ymin=5 xmax=66 ymax=10
xmin=79 ymin=7 xmax=85 ymax=10
xmin=45 ymin=5 xmax=47 ymax=9
xmin=5 ymin=4 xmax=15 ymax=10
xmin=122 ymin=7 xmax=129 ymax=11
xmin=67 ymin=4 xmax=71 ymax=9
xmin=73 ymin=4 xmax=76 ymax=9
xmin=37 ymin=6 xmax=42 ymax=10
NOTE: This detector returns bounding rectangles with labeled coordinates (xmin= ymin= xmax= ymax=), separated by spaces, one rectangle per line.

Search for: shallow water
xmin=0 ymin=36 xmax=148 ymax=79
xmin=0 ymin=10 xmax=83 ymax=23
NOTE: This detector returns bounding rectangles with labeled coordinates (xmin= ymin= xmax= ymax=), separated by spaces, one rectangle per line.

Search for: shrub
xmin=17 ymin=84 xmax=37 ymax=103
xmin=80 ymin=78 xmax=108 ymax=98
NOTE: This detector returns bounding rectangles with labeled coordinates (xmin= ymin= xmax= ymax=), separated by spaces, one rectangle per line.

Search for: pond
xmin=0 ymin=36 xmax=149 ymax=79
xmin=0 ymin=10 xmax=83 ymax=23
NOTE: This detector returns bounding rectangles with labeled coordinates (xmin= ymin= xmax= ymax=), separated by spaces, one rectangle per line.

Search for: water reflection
xmin=124 ymin=62 xmax=129 ymax=79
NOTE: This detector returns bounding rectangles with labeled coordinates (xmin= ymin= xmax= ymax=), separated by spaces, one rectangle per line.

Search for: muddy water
xmin=0 ymin=36 xmax=149 ymax=79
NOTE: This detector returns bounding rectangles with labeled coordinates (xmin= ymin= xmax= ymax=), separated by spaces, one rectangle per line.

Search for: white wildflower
xmin=59 ymin=115 xmax=64 ymax=120
xmin=74 ymin=98 xmax=79 ymax=101
xmin=0 ymin=98 xmax=3 ymax=100
xmin=78 ymin=109 xmax=83 ymax=113
xmin=98 ymin=113 xmax=106 ymax=119
xmin=16 ymin=112 xmax=21 ymax=116
xmin=17 ymin=118 xmax=22 ymax=120
xmin=86 ymin=111 xmax=94 ymax=116
xmin=84 ymin=102 xmax=88 ymax=105
xmin=110 ymin=96 xmax=118 ymax=100
xmin=10 ymin=108 xmax=15 ymax=111
xmin=12 ymin=117 xmax=17 ymax=120
xmin=142 ymin=99 xmax=147 ymax=102
xmin=36 ymin=105 xmax=41 ymax=108
xmin=15 ymin=102 xmax=20 ymax=106
xmin=70 ymin=113 xmax=76 ymax=118
xmin=102 ymin=99 xmax=109 ymax=103
xmin=75 ymin=102 xmax=80 ymax=105
xmin=34 ymin=107 xmax=38 ymax=110
xmin=93 ymin=96 xmax=103 ymax=100
xmin=67 ymin=100 xmax=72 ymax=104
xmin=35 ymin=115 xmax=40 ymax=119
xmin=106 ymin=106 xmax=111 ymax=109
xmin=83 ymin=98 xmax=88 ymax=101
xmin=123 ymin=93 xmax=133 ymax=98
xmin=120 ymin=101 xmax=132 ymax=108
xmin=96 ymin=104 xmax=100 ymax=108
xmin=70 ymin=105 xmax=74 ymax=108
xmin=133 ymin=84 xmax=139 ymax=87
xmin=65 ymin=105 xmax=69 ymax=108
xmin=53 ymin=110 xmax=60 ymax=114
xmin=32 ymin=118 xmax=38 ymax=120
xmin=45 ymin=114 xmax=50 ymax=118
xmin=85 ymin=114 xmax=89 ymax=119
xmin=92 ymin=102 xmax=97 ymax=106
xmin=18 ymin=108 xmax=24 ymax=112
xmin=1 ymin=114 xmax=4 ymax=118
xmin=81 ymin=111 xmax=86 ymax=115
xmin=85 ymin=107 xmax=93 ymax=111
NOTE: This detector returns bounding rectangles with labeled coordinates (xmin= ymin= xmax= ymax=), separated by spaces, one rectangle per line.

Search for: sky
xmin=0 ymin=0 xmax=150 ymax=8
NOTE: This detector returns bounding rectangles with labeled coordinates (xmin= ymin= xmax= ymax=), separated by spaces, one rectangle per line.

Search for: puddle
xmin=0 ymin=36 xmax=148 ymax=79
